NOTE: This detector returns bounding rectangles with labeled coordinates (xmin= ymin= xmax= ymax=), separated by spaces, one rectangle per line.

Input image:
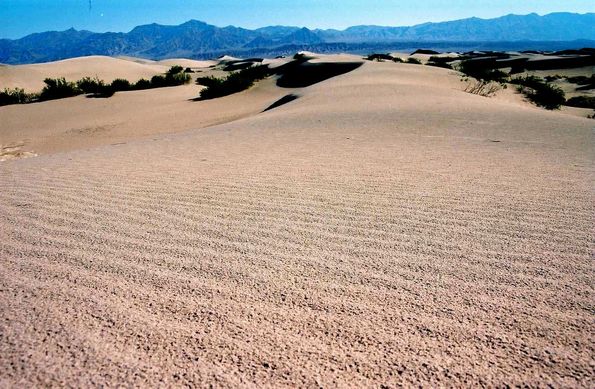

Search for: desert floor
xmin=0 ymin=55 xmax=594 ymax=387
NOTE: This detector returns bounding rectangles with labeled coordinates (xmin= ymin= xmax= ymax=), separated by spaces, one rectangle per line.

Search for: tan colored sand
xmin=0 ymin=59 xmax=594 ymax=387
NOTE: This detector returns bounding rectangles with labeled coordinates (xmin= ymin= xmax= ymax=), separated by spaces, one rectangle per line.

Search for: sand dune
xmin=0 ymin=56 xmax=170 ymax=92
xmin=1 ymin=57 xmax=594 ymax=386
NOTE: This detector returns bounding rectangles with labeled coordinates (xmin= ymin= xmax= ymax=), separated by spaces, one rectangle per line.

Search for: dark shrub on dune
xmin=0 ymin=88 xmax=37 ymax=106
xmin=77 ymin=76 xmax=106 ymax=95
xmin=150 ymin=66 xmax=191 ymax=88
xmin=511 ymin=76 xmax=566 ymax=110
xmin=132 ymin=78 xmax=152 ymax=90
xmin=167 ymin=65 xmax=184 ymax=75
xmin=197 ymin=65 xmax=272 ymax=100
xmin=150 ymin=75 xmax=168 ymax=88
xmin=111 ymin=78 xmax=132 ymax=91
xmin=39 ymin=78 xmax=82 ymax=101
xmin=167 ymin=71 xmax=192 ymax=85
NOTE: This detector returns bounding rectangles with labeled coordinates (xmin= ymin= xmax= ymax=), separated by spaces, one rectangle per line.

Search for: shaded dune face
xmin=262 ymin=93 xmax=299 ymax=112
xmin=276 ymin=60 xmax=364 ymax=88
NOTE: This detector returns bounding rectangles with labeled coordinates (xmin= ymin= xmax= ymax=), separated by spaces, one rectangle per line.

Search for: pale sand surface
xmin=1 ymin=60 xmax=594 ymax=386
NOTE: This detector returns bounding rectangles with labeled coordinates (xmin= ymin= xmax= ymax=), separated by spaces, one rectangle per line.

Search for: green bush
xmin=111 ymin=78 xmax=131 ymax=91
xmin=0 ymin=88 xmax=37 ymax=106
xmin=166 ymin=71 xmax=191 ymax=85
xmin=133 ymin=78 xmax=152 ymax=90
xmin=197 ymin=65 xmax=272 ymax=100
xmin=167 ymin=65 xmax=184 ymax=75
xmin=39 ymin=78 xmax=82 ymax=101
xmin=511 ymin=76 xmax=566 ymax=110
xmin=77 ymin=76 xmax=106 ymax=95
xmin=150 ymin=67 xmax=191 ymax=88
xmin=565 ymin=96 xmax=595 ymax=109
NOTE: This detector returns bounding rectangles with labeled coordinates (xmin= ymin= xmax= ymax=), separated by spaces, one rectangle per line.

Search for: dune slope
xmin=0 ymin=61 xmax=594 ymax=387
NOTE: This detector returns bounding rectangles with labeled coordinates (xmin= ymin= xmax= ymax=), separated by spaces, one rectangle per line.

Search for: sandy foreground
xmin=0 ymin=56 xmax=594 ymax=386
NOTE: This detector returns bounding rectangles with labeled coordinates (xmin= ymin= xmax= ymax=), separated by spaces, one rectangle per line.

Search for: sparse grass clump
xmin=464 ymin=80 xmax=503 ymax=97
xmin=511 ymin=75 xmax=566 ymax=110
xmin=197 ymin=65 xmax=272 ymax=100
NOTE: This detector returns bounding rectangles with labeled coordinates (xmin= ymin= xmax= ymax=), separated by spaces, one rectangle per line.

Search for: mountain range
xmin=1 ymin=12 xmax=595 ymax=64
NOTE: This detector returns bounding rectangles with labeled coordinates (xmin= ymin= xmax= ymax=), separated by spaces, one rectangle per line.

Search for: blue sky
xmin=1 ymin=0 xmax=594 ymax=39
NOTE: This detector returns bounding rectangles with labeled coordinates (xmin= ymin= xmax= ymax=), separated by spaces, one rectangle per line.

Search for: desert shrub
xmin=39 ymin=78 xmax=81 ymax=101
xmin=392 ymin=57 xmax=404 ymax=63
xmin=565 ymin=96 xmax=595 ymax=109
xmin=464 ymin=80 xmax=503 ymax=97
xmin=0 ymin=88 xmax=37 ymax=106
xmin=150 ymin=75 xmax=167 ymax=88
xmin=197 ymin=65 xmax=272 ymax=100
xmin=184 ymin=67 xmax=194 ymax=73
xmin=511 ymin=76 xmax=566 ymax=110
xmin=76 ymin=76 xmax=107 ymax=95
xmin=166 ymin=71 xmax=191 ymax=85
xmin=167 ymin=65 xmax=184 ymax=75
xmin=133 ymin=78 xmax=152 ymax=90
xmin=406 ymin=57 xmax=422 ymax=65
xmin=111 ymin=78 xmax=131 ymax=91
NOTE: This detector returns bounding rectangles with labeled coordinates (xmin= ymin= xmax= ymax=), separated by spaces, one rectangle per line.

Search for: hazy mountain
xmin=1 ymin=13 xmax=594 ymax=64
